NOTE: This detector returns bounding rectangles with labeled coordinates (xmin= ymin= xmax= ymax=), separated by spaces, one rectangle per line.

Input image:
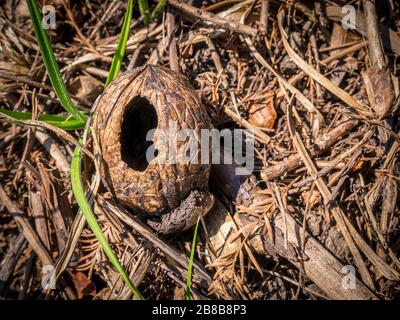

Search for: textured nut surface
xmin=93 ymin=65 xmax=212 ymax=218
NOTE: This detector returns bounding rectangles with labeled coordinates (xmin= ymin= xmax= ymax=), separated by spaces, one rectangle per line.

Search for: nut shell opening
xmin=120 ymin=96 xmax=158 ymax=172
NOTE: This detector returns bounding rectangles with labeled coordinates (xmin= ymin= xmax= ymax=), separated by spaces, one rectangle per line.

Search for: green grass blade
xmin=186 ymin=216 xmax=201 ymax=300
xmin=105 ymin=0 xmax=133 ymax=86
xmin=26 ymin=0 xmax=86 ymax=123
xmin=26 ymin=0 xmax=141 ymax=300
xmin=0 ymin=109 xmax=86 ymax=130
xmin=148 ymin=0 xmax=166 ymax=23
xmin=71 ymin=146 xmax=143 ymax=300
xmin=138 ymin=0 xmax=150 ymax=25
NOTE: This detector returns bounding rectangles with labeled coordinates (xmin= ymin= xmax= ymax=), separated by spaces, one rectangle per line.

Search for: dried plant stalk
xmin=210 ymin=159 xmax=378 ymax=300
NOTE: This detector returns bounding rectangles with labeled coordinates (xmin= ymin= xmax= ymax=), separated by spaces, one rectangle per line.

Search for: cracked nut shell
xmin=93 ymin=65 xmax=212 ymax=216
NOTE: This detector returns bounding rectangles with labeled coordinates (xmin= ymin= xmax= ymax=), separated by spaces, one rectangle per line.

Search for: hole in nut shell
xmin=120 ymin=96 xmax=158 ymax=171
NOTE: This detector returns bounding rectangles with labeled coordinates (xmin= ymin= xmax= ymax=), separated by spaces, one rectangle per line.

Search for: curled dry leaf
xmin=361 ymin=67 xmax=395 ymax=116
xmin=72 ymin=271 xmax=96 ymax=299
xmin=248 ymin=92 xmax=277 ymax=129
xmin=68 ymin=75 xmax=103 ymax=103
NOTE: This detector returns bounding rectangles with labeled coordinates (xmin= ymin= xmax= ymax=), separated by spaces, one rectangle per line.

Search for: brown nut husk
xmin=93 ymin=65 xmax=213 ymax=232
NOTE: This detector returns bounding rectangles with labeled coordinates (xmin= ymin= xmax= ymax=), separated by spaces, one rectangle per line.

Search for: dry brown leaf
xmin=248 ymin=93 xmax=277 ymax=129
xmin=72 ymin=272 xmax=97 ymax=299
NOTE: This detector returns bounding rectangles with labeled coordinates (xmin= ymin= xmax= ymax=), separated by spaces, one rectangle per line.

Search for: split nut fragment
xmin=93 ymin=65 xmax=214 ymax=234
